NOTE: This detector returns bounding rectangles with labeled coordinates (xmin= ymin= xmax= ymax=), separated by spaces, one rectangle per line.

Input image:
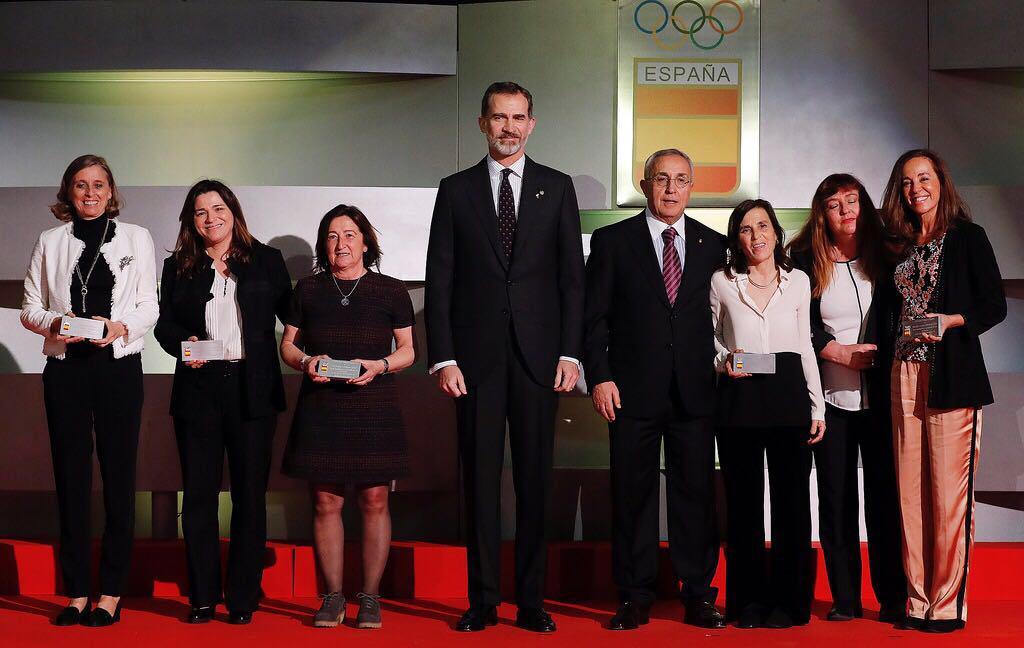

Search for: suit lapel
xmin=626 ymin=212 xmax=671 ymax=309
xmin=672 ymin=216 xmax=702 ymax=309
xmin=511 ymin=156 xmax=539 ymax=264
xmin=466 ymin=158 xmax=508 ymax=271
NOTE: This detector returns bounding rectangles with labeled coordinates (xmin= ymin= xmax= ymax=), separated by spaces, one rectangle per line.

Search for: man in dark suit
xmin=584 ymin=149 xmax=726 ymax=630
xmin=425 ymin=82 xmax=585 ymax=633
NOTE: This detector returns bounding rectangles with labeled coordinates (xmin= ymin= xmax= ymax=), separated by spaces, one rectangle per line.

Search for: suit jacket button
xmin=502 ymin=309 xmax=509 ymax=316
xmin=666 ymin=343 xmax=673 ymax=349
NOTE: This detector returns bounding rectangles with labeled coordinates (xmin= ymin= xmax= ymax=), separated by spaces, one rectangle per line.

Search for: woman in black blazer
xmin=154 ymin=180 xmax=291 ymax=625
xmin=788 ymin=174 xmax=906 ymax=624
xmin=878 ymin=149 xmax=1006 ymax=633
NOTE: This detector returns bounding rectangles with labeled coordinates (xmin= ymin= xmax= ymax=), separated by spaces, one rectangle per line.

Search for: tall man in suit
xmin=425 ymin=82 xmax=585 ymax=633
xmin=584 ymin=149 xmax=726 ymax=630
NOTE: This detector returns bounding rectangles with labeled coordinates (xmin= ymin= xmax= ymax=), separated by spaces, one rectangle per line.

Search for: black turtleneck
xmin=68 ymin=214 xmax=116 ymax=358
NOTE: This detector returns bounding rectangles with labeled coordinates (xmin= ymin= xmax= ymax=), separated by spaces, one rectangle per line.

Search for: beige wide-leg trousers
xmin=891 ymin=360 xmax=982 ymax=623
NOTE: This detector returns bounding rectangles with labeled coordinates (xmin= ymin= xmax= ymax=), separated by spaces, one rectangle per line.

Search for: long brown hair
xmin=880 ymin=149 xmax=971 ymax=260
xmin=50 ymin=154 xmax=123 ymax=222
xmin=724 ymin=199 xmax=792 ymax=277
xmin=788 ymin=173 xmax=885 ymax=297
xmin=173 ymin=179 xmax=255 ymax=277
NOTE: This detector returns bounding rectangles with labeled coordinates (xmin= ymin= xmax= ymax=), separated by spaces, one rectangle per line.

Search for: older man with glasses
xmin=584 ymin=148 xmax=727 ymax=630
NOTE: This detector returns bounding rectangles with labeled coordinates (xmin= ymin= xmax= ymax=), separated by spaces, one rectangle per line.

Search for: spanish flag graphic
xmin=633 ymin=58 xmax=741 ymax=197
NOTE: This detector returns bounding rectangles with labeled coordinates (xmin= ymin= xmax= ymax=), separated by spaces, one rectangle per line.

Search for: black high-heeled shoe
xmin=85 ymin=601 xmax=121 ymax=627
xmin=54 ymin=605 xmax=90 ymax=626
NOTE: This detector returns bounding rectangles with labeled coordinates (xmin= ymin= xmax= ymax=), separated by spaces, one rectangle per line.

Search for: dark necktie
xmin=662 ymin=226 xmax=682 ymax=305
xmin=497 ymin=168 xmax=516 ymax=258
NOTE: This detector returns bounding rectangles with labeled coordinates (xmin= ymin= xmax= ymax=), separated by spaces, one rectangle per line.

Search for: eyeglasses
xmin=649 ymin=174 xmax=693 ymax=189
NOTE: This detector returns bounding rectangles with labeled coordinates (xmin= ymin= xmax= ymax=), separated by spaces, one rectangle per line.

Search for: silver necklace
xmin=747 ymin=271 xmax=779 ymax=289
xmin=331 ymin=270 xmax=365 ymax=306
xmin=74 ymin=217 xmax=111 ymax=312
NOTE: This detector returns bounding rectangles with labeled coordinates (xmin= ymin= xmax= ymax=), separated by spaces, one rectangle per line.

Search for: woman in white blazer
xmin=20 ymin=154 xmax=158 ymax=627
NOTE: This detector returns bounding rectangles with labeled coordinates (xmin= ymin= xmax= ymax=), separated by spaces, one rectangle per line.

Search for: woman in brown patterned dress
xmin=280 ymin=204 xmax=415 ymax=629
xmin=879 ymin=149 xmax=1005 ymax=633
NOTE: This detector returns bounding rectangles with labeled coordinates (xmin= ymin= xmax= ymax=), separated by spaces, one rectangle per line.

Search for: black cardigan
xmin=876 ymin=220 xmax=1006 ymax=409
xmin=155 ymin=241 xmax=292 ymax=419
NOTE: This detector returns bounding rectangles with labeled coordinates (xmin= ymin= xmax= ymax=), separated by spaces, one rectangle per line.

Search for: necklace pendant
xmin=81 ymin=286 xmax=88 ymax=312
xmin=341 ymin=297 xmax=350 ymax=306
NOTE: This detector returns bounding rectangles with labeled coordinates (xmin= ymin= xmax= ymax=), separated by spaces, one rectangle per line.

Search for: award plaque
xmin=181 ymin=340 xmax=224 ymax=361
xmin=59 ymin=315 xmax=104 ymax=340
xmin=901 ymin=316 xmax=941 ymax=339
xmin=732 ymin=352 xmax=776 ymax=374
xmin=315 ymin=358 xmax=363 ymax=380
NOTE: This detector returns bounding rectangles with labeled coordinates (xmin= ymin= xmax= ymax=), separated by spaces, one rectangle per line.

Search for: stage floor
xmin=2 ymin=597 xmax=1021 ymax=647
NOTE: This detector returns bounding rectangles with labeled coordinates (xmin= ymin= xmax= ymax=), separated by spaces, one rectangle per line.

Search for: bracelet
xmin=381 ymin=357 xmax=390 ymax=374
xmin=300 ymin=354 xmax=311 ymax=369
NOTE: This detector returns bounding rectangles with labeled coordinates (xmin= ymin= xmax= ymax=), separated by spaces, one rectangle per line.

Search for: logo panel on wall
xmin=617 ymin=0 xmax=759 ymax=207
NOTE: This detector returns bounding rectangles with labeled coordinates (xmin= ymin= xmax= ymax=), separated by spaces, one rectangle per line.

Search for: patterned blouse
xmin=894 ymin=234 xmax=946 ymax=361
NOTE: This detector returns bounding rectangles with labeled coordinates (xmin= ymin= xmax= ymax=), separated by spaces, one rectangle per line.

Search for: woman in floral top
xmin=878 ymin=149 xmax=1006 ymax=633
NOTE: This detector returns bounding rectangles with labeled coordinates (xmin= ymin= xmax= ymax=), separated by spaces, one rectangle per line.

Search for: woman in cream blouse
xmin=710 ymin=199 xmax=825 ymax=630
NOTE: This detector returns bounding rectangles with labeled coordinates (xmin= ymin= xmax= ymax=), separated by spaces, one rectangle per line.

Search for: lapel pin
xmin=698 ymin=238 xmax=702 ymax=244
xmin=536 ymin=190 xmax=544 ymax=198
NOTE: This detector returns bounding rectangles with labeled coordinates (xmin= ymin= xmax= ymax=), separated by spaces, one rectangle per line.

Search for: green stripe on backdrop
xmin=581 ymin=208 xmax=811 ymax=236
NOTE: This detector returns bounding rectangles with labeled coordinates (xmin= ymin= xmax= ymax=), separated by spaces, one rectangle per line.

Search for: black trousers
xmin=814 ymin=404 xmax=906 ymax=610
xmin=609 ymin=384 xmax=719 ymax=607
xmin=455 ymin=331 xmax=557 ymax=609
xmin=173 ymin=362 xmax=276 ymax=613
xmin=718 ymin=426 xmax=813 ymax=623
xmin=42 ymin=352 xmax=143 ymax=598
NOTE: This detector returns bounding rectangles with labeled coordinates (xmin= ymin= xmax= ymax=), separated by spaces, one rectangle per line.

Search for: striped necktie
xmin=662 ymin=226 xmax=682 ymax=305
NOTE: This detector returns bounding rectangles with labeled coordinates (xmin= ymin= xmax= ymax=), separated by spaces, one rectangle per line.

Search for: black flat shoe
xmin=894 ymin=616 xmax=926 ymax=631
xmin=54 ymin=605 xmax=88 ymax=626
xmin=515 ymin=607 xmax=556 ymax=633
xmin=187 ymin=606 xmax=215 ymax=624
xmin=455 ymin=605 xmax=498 ymax=632
xmin=877 ymin=605 xmax=905 ymax=624
xmin=608 ymin=602 xmax=649 ymax=630
xmin=922 ymin=619 xmax=964 ymax=633
xmin=684 ymin=600 xmax=725 ymax=629
xmin=736 ymin=605 xmax=763 ymax=629
xmin=826 ymin=605 xmax=862 ymax=621
xmin=763 ymin=607 xmax=793 ymax=629
xmin=227 ymin=610 xmax=252 ymax=625
xmin=84 ymin=602 xmax=121 ymax=627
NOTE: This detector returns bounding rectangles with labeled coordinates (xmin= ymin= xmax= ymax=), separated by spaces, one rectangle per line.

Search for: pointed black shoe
xmin=763 ymin=607 xmax=794 ymax=629
xmin=684 ymin=600 xmax=726 ymax=628
xmin=877 ymin=605 xmax=905 ymax=624
xmin=227 ymin=610 xmax=253 ymax=625
xmin=826 ymin=604 xmax=862 ymax=621
xmin=515 ymin=607 xmax=556 ymax=633
xmin=736 ymin=605 xmax=763 ymax=629
xmin=455 ymin=605 xmax=498 ymax=632
xmin=54 ymin=605 xmax=88 ymax=626
xmin=84 ymin=602 xmax=121 ymax=627
xmin=894 ymin=615 xmax=926 ymax=630
xmin=608 ymin=602 xmax=650 ymax=630
xmin=187 ymin=606 xmax=215 ymax=624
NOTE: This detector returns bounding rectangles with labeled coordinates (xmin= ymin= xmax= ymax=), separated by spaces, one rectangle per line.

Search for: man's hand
xmin=438 ymin=365 xmax=468 ymax=398
xmin=553 ymin=359 xmax=580 ymax=393
xmin=591 ymin=381 xmax=621 ymax=422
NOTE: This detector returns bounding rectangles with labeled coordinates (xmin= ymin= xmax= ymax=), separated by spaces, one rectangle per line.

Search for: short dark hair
xmin=724 ymin=198 xmax=793 ymax=276
xmin=480 ymin=81 xmax=533 ymax=117
xmin=50 ymin=154 xmax=122 ymax=221
xmin=314 ymin=204 xmax=382 ymax=274
xmin=173 ymin=179 xmax=256 ymax=277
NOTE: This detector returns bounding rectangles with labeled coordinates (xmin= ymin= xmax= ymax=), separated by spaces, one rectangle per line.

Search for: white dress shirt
xmin=205 ymin=270 xmax=245 ymax=361
xmin=429 ymin=154 xmax=578 ymax=374
xmin=645 ymin=208 xmax=686 ymax=274
xmin=709 ymin=267 xmax=825 ymax=420
xmin=819 ymin=259 xmax=873 ymax=410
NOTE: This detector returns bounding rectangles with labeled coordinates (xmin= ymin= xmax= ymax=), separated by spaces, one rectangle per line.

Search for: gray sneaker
xmin=313 ymin=592 xmax=346 ymax=628
xmin=356 ymin=592 xmax=382 ymax=629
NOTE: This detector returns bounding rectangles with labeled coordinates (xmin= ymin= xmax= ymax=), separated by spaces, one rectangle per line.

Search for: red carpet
xmin=2 ymin=597 xmax=1021 ymax=647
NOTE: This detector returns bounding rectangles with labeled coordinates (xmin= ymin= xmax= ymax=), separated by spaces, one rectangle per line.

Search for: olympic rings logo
xmin=633 ymin=0 xmax=744 ymax=50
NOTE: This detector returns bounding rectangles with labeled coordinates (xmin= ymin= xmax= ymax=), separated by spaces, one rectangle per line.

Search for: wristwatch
xmin=381 ymin=357 xmax=390 ymax=374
